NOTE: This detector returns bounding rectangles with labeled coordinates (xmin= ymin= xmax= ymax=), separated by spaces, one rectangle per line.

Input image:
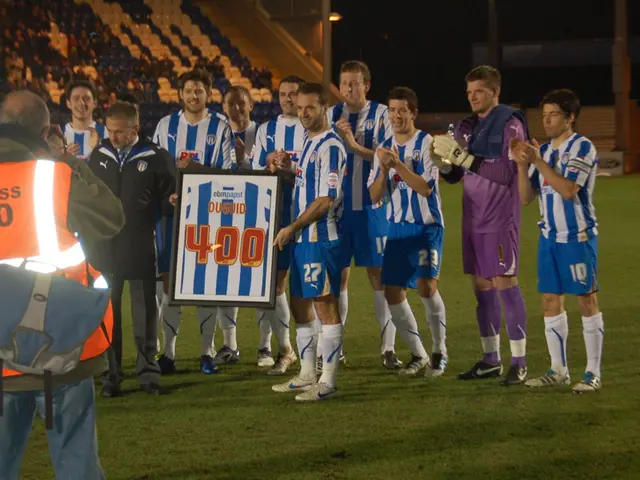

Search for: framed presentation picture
xmin=168 ymin=167 xmax=283 ymax=308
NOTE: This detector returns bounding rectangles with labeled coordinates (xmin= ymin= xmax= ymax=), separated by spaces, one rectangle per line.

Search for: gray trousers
xmin=101 ymin=273 xmax=161 ymax=388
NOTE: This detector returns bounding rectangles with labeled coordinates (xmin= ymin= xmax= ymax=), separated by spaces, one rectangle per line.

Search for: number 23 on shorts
xmin=418 ymin=249 xmax=439 ymax=268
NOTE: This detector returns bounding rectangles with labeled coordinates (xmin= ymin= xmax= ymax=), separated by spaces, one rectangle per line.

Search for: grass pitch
xmin=21 ymin=175 xmax=640 ymax=480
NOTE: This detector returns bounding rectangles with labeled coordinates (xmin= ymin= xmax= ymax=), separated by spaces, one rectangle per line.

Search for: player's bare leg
xmin=385 ymin=286 xmax=429 ymax=375
xmin=267 ymin=269 xmax=298 ymax=375
xmin=573 ymin=291 xmax=602 ymax=393
xmin=272 ymin=295 xmax=318 ymax=393
xmin=295 ymin=294 xmax=342 ymax=401
xmin=417 ymin=277 xmax=448 ymax=377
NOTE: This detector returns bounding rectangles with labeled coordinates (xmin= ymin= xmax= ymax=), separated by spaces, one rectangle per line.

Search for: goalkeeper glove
xmin=432 ymin=135 xmax=477 ymax=170
xmin=429 ymin=140 xmax=452 ymax=174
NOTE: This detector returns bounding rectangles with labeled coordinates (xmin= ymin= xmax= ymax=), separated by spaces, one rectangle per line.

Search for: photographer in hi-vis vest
xmin=0 ymin=90 xmax=125 ymax=480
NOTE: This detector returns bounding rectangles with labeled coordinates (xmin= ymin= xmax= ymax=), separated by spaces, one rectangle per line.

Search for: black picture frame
xmin=168 ymin=165 xmax=284 ymax=309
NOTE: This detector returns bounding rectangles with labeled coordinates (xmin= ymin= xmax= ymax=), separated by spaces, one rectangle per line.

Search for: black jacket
xmin=85 ymin=137 xmax=176 ymax=279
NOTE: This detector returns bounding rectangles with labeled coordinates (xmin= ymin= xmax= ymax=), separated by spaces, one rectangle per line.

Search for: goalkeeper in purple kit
xmin=430 ymin=65 xmax=529 ymax=385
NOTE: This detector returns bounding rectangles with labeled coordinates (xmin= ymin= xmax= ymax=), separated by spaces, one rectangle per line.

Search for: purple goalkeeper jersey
xmin=455 ymin=115 xmax=526 ymax=233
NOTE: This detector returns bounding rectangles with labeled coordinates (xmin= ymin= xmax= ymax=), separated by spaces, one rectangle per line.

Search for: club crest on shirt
xmin=309 ymin=152 xmax=318 ymax=163
xmin=561 ymin=153 xmax=570 ymax=165
xmin=206 ymin=134 xmax=216 ymax=145
xmin=412 ymin=149 xmax=421 ymax=162
xmin=137 ymin=160 xmax=148 ymax=172
xmin=365 ymin=119 xmax=375 ymax=131
xmin=179 ymin=150 xmax=202 ymax=164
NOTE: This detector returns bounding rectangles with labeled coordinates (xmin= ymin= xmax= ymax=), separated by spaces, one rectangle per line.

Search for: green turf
xmin=20 ymin=175 xmax=640 ymax=480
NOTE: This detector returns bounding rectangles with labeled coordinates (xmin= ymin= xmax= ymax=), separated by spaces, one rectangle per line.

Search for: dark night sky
xmin=330 ymin=0 xmax=640 ymax=112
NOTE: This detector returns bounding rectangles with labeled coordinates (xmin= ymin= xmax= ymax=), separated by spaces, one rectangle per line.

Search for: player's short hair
xmin=297 ymin=83 xmax=329 ymax=106
xmin=224 ymin=85 xmax=252 ymax=103
xmin=177 ymin=69 xmax=212 ymax=92
xmin=465 ymin=65 xmax=501 ymax=92
xmin=105 ymin=101 xmax=139 ymax=126
xmin=387 ymin=87 xmax=419 ymax=113
xmin=279 ymin=75 xmax=305 ymax=89
xmin=65 ymin=79 xmax=98 ymax=101
xmin=340 ymin=60 xmax=371 ymax=84
xmin=541 ymin=89 xmax=581 ymax=121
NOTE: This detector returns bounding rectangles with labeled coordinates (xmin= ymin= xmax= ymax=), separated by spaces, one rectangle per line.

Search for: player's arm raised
xmin=335 ymin=118 xmax=375 ymax=161
xmin=524 ymin=139 xmax=582 ymax=201
xmin=272 ymin=150 xmax=296 ymax=185
xmin=368 ymin=149 xmax=388 ymax=204
xmin=383 ymin=146 xmax=431 ymax=197
xmin=510 ymin=137 xmax=537 ymax=205
xmin=432 ymin=117 xmax=525 ymax=186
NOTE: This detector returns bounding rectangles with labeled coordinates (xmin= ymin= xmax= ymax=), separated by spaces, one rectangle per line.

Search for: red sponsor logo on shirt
xmin=328 ymin=171 xmax=339 ymax=189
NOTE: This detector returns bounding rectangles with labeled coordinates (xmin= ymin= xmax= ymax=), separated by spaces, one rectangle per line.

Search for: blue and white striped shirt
xmin=63 ymin=121 xmax=108 ymax=161
xmin=368 ymin=130 xmax=444 ymax=227
xmin=529 ymin=133 xmax=598 ymax=243
xmin=327 ymin=101 xmax=391 ymax=211
xmin=251 ymin=115 xmax=306 ymax=168
xmin=153 ymin=109 xmax=236 ymax=169
xmin=251 ymin=115 xmax=306 ymax=228
xmin=293 ymin=129 xmax=347 ymax=243
xmin=233 ymin=120 xmax=258 ymax=169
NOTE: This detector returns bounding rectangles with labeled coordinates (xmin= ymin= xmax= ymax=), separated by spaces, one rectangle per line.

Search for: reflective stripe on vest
xmin=0 ymin=160 xmax=87 ymax=273
xmin=0 ymin=159 xmax=113 ymax=383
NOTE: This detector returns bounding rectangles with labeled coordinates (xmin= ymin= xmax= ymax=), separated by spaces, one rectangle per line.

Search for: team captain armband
xmin=565 ymin=155 xmax=595 ymax=186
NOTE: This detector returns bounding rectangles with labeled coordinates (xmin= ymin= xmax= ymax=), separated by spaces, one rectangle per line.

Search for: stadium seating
xmin=0 ymin=0 xmax=280 ymax=132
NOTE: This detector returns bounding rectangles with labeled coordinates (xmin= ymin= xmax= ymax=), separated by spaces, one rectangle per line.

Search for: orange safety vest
xmin=0 ymin=158 xmax=114 ymax=378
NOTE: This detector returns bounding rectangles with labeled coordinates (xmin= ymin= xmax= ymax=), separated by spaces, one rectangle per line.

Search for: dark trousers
xmin=102 ymin=273 xmax=161 ymax=388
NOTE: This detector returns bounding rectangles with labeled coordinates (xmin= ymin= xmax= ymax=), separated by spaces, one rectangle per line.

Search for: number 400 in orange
xmin=185 ymin=225 xmax=266 ymax=267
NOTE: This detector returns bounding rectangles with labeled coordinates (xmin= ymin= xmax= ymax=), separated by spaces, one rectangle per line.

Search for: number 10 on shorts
xmin=570 ymin=262 xmax=587 ymax=284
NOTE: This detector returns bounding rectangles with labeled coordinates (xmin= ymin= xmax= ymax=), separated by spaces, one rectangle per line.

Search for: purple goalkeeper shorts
xmin=462 ymin=228 xmax=520 ymax=279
